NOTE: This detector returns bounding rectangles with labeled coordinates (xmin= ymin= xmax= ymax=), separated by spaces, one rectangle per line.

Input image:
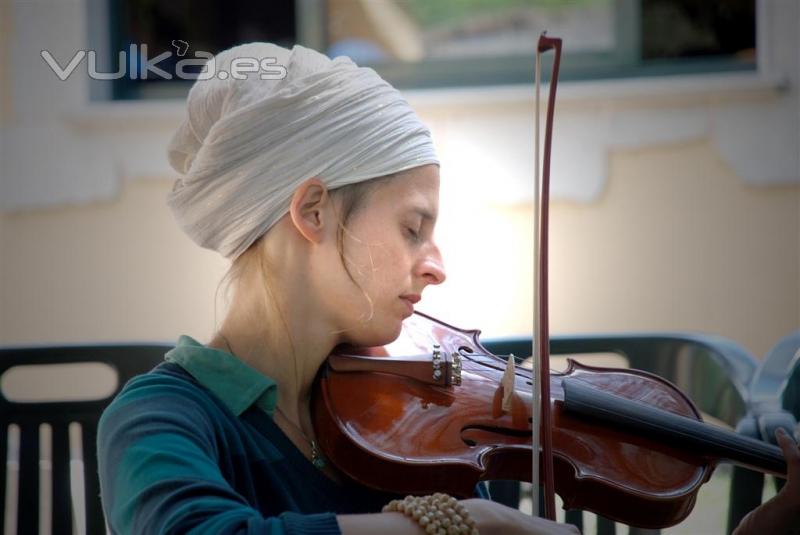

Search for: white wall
xmin=1 ymin=0 xmax=798 ymax=359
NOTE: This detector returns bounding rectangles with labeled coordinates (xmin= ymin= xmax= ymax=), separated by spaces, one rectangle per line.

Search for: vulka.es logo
xmin=40 ymin=42 xmax=287 ymax=81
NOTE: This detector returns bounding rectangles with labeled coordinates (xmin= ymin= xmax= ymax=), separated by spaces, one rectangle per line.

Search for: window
xmin=105 ymin=0 xmax=296 ymax=99
xmin=105 ymin=0 xmax=756 ymax=100
xmin=322 ymin=0 xmax=756 ymax=86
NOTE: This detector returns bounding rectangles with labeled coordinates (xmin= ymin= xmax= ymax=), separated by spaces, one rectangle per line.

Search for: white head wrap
xmin=166 ymin=42 xmax=439 ymax=260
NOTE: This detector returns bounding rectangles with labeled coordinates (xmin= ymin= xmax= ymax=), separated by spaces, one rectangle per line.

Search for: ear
xmin=288 ymin=178 xmax=332 ymax=244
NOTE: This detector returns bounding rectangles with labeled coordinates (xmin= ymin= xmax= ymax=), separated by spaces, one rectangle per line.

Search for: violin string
xmin=459 ymin=353 xmax=535 ymax=383
xmin=460 ymin=353 xmax=531 ymax=373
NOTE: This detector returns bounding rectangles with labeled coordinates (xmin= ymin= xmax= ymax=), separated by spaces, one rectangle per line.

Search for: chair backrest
xmin=481 ymin=332 xmax=759 ymax=535
xmin=750 ymin=330 xmax=800 ymax=411
xmin=486 ymin=332 xmax=757 ymax=426
xmin=0 ymin=343 xmax=172 ymax=535
xmin=780 ymin=336 xmax=800 ymax=417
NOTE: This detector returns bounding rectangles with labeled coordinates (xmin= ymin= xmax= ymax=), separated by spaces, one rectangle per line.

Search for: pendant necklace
xmin=275 ymin=405 xmax=327 ymax=470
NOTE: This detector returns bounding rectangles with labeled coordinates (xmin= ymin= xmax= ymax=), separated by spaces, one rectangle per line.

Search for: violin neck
xmin=561 ymin=378 xmax=786 ymax=476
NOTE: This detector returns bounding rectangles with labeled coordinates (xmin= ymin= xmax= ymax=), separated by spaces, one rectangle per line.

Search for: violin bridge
xmin=502 ymin=354 xmax=516 ymax=412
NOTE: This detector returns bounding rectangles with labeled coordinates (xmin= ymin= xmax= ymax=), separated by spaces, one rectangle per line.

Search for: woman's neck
xmin=208 ymin=284 xmax=338 ymax=433
xmin=206 ymin=219 xmax=349 ymax=439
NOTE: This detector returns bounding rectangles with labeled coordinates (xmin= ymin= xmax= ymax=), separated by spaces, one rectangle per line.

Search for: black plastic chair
xmin=727 ymin=330 xmax=800 ymax=533
xmin=0 ymin=343 xmax=172 ymax=535
xmin=482 ymin=332 xmax=758 ymax=535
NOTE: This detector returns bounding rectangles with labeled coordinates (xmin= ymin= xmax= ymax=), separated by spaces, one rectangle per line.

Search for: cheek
xmin=334 ymin=220 xmax=411 ymax=317
xmin=362 ymin=248 xmax=409 ymax=300
xmin=345 ymin=238 xmax=397 ymax=288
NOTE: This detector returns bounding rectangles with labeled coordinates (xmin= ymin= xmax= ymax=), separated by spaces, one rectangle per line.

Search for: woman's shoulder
xmin=110 ymin=361 xmax=209 ymax=404
xmin=99 ymin=361 xmax=227 ymax=435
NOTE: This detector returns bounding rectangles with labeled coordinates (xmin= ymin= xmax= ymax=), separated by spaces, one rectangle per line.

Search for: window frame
xmin=99 ymin=0 xmax=758 ymax=100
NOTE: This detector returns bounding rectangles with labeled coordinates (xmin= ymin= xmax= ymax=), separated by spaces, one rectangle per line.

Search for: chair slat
xmin=0 ymin=424 xmax=8 ymax=534
xmin=51 ymin=423 xmax=73 ymax=535
xmin=82 ymin=419 xmax=104 ymax=535
xmin=17 ymin=423 xmax=39 ymax=535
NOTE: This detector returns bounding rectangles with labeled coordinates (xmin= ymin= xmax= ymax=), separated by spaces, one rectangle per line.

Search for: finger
xmin=775 ymin=428 xmax=800 ymax=467
xmin=776 ymin=428 xmax=797 ymax=449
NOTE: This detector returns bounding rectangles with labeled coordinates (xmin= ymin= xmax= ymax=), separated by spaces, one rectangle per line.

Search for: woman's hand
xmin=460 ymin=498 xmax=580 ymax=535
xmin=733 ymin=427 xmax=800 ymax=535
xmin=339 ymin=498 xmax=579 ymax=535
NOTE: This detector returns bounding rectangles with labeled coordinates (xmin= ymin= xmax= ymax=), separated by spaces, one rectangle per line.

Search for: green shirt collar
xmin=164 ymin=335 xmax=277 ymax=418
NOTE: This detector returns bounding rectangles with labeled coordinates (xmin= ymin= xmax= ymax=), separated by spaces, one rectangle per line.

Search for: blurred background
xmin=0 ymin=1 xmax=798 ymax=533
xmin=1 ymin=0 xmax=796 ymax=356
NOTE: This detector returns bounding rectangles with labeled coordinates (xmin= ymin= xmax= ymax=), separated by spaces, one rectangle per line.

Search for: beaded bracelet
xmin=382 ymin=492 xmax=479 ymax=535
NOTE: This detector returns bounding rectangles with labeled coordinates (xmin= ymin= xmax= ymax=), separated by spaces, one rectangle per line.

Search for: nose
xmin=418 ymin=243 xmax=446 ymax=286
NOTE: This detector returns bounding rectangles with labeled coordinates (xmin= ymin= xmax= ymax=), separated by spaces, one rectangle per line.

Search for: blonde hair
xmin=212 ymin=173 xmax=398 ymax=354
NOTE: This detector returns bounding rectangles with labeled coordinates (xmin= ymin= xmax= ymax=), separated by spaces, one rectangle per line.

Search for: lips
xmin=400 ymin=294 xmax=421 ymax=304
xmin=399 ymin=294 xmax=420 ymax=316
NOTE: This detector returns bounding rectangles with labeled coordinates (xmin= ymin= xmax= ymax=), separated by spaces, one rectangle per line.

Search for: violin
xmin=316 ymin=32 xmax=786 ymax=531
xmin=311 ymin=311 xmax=787 ymax=529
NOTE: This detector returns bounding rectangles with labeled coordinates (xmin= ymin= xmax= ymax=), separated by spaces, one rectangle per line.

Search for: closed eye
xmin=405 ymin=226 xmax=421 ymax=242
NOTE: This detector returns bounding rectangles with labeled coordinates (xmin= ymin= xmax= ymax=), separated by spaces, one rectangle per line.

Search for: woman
xmin=97 ymin=42 xmax=577 ymax=534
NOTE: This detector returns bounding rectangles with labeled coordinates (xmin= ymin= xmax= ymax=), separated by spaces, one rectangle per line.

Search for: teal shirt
xmin=97 ymin=334 xmax=402 ymax=535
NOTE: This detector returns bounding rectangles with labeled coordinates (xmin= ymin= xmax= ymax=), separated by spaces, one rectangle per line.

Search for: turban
xmin=166 ymin=42 xmax=439 ymax=260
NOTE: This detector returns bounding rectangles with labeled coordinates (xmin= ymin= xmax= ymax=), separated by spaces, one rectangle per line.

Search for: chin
xmin=344 ymin=319 xmax=404 ymax=349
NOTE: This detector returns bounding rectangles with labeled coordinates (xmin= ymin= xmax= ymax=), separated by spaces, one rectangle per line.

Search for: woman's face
xmin=322 ymin=164 xmax=446 ymax=346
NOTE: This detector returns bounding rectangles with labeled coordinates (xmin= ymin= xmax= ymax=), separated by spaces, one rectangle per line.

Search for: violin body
xmin=312 ymin=312 xmax=721 ymax=529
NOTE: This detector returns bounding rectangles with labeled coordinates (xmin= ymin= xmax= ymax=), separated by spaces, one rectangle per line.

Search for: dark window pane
xmin=110 ymin=0 xmax=295 ymax=99
xmin=641 ymin=0 xmax=755 ymax=62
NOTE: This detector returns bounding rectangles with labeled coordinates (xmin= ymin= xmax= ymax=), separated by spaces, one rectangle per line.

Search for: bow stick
xmin=532 ymin=32 xmax=562 ymax=521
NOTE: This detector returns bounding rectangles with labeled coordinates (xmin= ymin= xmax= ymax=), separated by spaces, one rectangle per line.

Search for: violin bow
xmin=532 ymin=32 xmax=561 ymax=521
